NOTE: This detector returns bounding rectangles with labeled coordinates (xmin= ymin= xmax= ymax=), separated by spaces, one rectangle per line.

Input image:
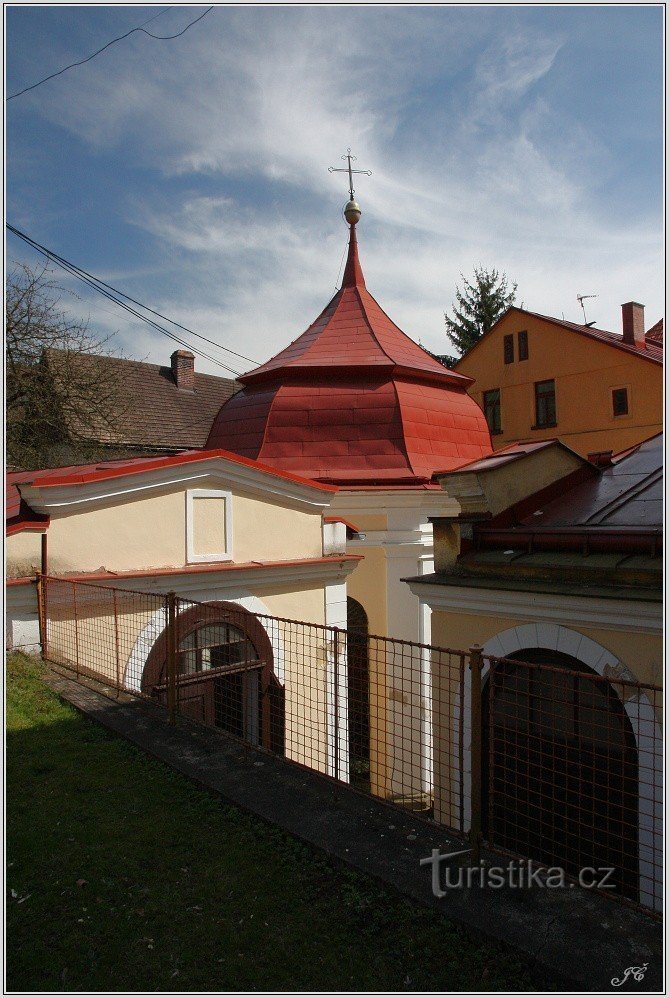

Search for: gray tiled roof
xmin=44 ymin=349 xmax=239 ymax=450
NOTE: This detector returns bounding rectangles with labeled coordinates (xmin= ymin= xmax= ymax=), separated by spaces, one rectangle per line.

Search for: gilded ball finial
xmin=344 ymin=198 xmax=361 ymax=226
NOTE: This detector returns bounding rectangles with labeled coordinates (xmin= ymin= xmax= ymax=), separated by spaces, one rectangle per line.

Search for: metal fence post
xmin=166 ymin=592 xmax=178 ymax=725
xmin=469 ymin=644 xmax=484 ymax=863
xmin=333 ymin=627 xmax=340 ymax=781
xmin=112 ymin=588 xmax=121 ymax=697
xmin=36 ymin=573 xmax=46 ymax=659
xmin=72 ymin=581 xmax=80 ymax=679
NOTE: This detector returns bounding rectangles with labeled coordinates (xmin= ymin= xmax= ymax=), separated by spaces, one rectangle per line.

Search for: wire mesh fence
xmin=39 ymin=575 xmax=662 ymax=914
xmin=41 ymin=575 xmax=167 ymax=695
xmin=484 ymin=654 xmax=663 ymax=913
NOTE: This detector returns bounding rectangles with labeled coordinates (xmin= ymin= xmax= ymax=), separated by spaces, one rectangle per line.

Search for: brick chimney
xmin=621 ymin=302 xmax=645 ymax=348
xmin=171 ymin=350 xmax=195 ymax=391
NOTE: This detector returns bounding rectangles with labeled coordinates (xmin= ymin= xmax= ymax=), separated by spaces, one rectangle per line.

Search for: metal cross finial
xmin=328 ymin=147 xmax=372 ymax=199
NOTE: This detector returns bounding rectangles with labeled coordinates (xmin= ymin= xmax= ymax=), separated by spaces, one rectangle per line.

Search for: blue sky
xmin=6 ymin=4 xmax=664 ymax=377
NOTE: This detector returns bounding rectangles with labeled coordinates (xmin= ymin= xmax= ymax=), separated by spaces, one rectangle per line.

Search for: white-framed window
xmin=186 ymin=489 xmax=233 ymax=563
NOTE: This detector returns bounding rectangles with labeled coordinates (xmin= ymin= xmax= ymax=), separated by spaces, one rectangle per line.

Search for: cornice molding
xmin=18 ymin=459 xmax=335 ymax=517
xmin=405 ymin=581 xmax=662 ymax=634
xmin=331 ymin=491 xmax=461 ymax=514
xmin=52 ymin=557 xmax=361 ymax=595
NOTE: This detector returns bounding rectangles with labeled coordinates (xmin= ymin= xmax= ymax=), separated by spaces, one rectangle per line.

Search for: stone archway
xmin=472 ymin=623 xmax=662 ymax=910
xmin=130 ymin=598 xmax=285 ymax=754
xmin=482 ymin=646 xmax=639 ymax=898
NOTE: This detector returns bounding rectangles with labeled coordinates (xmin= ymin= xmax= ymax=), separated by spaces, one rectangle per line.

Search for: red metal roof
xmin=242 ymin=227 xmax=473 ymax=387
xmin=646 ymin=318 xmax=663 ymax=346
xmin=6 ymin=448 xmax=337 ymax=533
xmin=515 ymin=432 xmax=663 ymax=531
xmin=433 ymin=439 xmax=559 ymax=477
xmin=207 ymin=226 xmax=492 ymax=485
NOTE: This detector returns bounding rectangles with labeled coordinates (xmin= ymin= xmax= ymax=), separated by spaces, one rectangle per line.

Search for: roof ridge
xmin=456 ymin=305 xmax=663 ymax=368
xmin=359 ymin=285 xmax=467 ymax=378
xmin=353 ymin=286 xmax=397 ymax=365
xmin=585 ymin=467 xmax=663 ymax=525
xmin=45 ymin=346 xmax=237 ymax=383
xmin=389 ymin=378 xmax=418 ymax=476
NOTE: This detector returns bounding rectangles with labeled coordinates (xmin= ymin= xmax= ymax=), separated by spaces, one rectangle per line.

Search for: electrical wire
xmin=7 ymin=224 xmax=253 ymax=377
xmin=7 ymin=6 xmax=212 ymax=101
xmin=7 ymin=225 xmax=259 ymax=365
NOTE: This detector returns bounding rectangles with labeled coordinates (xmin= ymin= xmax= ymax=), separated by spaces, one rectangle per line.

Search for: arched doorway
xmin=347 ymin=597 xmax=370 ymax=790
xmin=482 ymin=648 xmax=639 ymax=899
xmin=142 ymin=601 xmax=285 ymax=755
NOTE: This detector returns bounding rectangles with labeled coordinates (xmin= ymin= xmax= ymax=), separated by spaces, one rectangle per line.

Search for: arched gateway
xmin=142 ymin=601 xmax=285 ymax=754
xmin=483 ymin=647 xmax=639 ymax=899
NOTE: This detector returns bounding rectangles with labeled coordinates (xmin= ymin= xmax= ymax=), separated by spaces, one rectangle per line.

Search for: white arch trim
xmin=124 ymin=591 xmax=285 ymax=692
xmin=457 ymin=623 xmax=662 ymax=912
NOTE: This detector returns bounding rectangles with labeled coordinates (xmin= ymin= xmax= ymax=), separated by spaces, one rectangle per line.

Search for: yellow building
xmin=405 ymin=433 xmax=662 ymax=910
xmin=6 ymin=449 xmax=361 ymax=778
xmin=454 ymin=303 xmax=663 ymax=458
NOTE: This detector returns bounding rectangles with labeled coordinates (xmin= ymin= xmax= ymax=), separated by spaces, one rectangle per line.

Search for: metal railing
xmin=484 ymin=653 xmax=663 ymax=913
xmin=38 ymin=574 xmax=663 ymax=914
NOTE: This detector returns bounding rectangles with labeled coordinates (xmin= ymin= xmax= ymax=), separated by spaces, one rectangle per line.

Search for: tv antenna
xmin=577 ymin=293 xmax=598 ymax=327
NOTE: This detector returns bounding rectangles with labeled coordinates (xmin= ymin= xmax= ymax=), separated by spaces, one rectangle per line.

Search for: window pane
xmin=535 ymin=380 xmax=556 ymax=427
xmin=612 ymin=388 xmax=628 ymax=416
xmin=180 ymin=649 xmax=199 ymax=674
xmin=198 ymin=624 xmax=229 ymax=648
xmin=518 ymin=330 xmax=528 ymax=361
xmin=179 ymin=621 xmax=260 ymax=676
xmin=503 ymin=334 xmax=514 ymax=364
xmin=483 ymin=389 xmax=502 ymax=434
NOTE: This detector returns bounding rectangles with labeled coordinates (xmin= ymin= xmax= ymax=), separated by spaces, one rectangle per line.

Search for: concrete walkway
xmin=46 ymin=671 xmax=662 ymax=992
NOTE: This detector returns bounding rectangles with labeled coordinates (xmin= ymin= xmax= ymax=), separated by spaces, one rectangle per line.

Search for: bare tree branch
xmin=6 ymin=261 xmax=132 ymax=469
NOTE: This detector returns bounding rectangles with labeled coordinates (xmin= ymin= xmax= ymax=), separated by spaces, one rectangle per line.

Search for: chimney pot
xmin=621 ymin=302 xmax=645 ymax=348
xmin=171 ymin=350 xmax=195 ymax=391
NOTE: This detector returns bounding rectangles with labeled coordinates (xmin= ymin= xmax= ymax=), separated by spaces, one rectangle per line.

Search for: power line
xmin=7 ymin=6 xmax=212 ymax=101
xmin=7 ymin=224 xmax=259 ymax=365
xmin=7 ymin=224 xmax=243 ymax=375
xmin=7 ymin=224 xmax=257 ymax=377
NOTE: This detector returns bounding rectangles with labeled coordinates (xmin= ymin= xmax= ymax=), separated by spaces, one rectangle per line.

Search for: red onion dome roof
xmin=207 ymin=225 xmax=492 ymax=485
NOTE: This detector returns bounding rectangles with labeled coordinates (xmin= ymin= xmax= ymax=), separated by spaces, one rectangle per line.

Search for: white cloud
xmin=9 ymin=8 xmax=663 ymax=375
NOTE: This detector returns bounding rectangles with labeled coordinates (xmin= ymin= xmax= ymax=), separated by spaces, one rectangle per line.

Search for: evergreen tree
xmin=444 ymin=266 xmax=517 ymax=358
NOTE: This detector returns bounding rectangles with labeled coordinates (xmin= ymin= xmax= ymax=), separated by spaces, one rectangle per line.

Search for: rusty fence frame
xmin=36 ymin=574 xmax=663 ymax=916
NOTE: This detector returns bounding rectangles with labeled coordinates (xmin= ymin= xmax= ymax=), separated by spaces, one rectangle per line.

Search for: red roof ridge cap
xmin=353 ymin=284 xmax=397 ymax=366
xmin=22 ymin=449 xmax=339 ymax=495
xmin=341 ymin=224 xmax=366 ymax=289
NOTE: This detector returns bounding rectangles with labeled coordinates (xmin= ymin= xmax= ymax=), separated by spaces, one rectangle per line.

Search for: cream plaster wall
xmin=346 ymin=545 xmax=387 ymax=638
xmin=430 ymin=609 xmax=662 ymax=687
xmin=233 ymin=494 xmax=323 ymax=563
xmin=5 ymin=581 xmax=40 ymax=652
xmin=44 ymin=490 xmax=185 ymax=573
xmin=23 ymin=481 xmax=324 ymax=576
xmin=192 ymin=496 xmax=228 ymax=557
xmin=6 ymin=532 xmax=43 ymax=578
xmin=253 ymin=585 xmax=326 ymax=626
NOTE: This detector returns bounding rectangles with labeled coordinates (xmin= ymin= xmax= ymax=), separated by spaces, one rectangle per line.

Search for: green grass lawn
xmin=7 ymin=653 xmax=556 ymax=991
